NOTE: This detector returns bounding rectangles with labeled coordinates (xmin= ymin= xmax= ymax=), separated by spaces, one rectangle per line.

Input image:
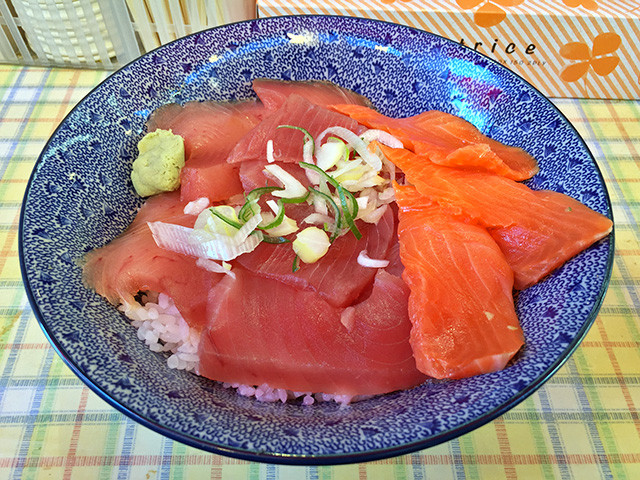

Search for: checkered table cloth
xmin=1 ymin=65 xmax=638 ymax=479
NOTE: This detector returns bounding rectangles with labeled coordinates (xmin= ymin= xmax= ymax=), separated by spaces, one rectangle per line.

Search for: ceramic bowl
xmin=20 ymin=15 xmax=614 ymax=464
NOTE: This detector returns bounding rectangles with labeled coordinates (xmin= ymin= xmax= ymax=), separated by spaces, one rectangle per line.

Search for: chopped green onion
xmin=309 ymin=187 xmax=341 ymax=242
xmin=238 ymin=186 xmax=284 ymax=222
xmin=277 ymin=125 xmax=315 ymax=152
xmin=292 ymin=254 xmax=300 ymax=272
xmin=337 ymin=184 xmax=362 ymax=240
xmin=300 ymin=161 xmax=340 ymax=190
xmin=209 ymin=208 xmax=243 ymax=230
xmin=281 ymin=191 xmax=310 ymax=204
xmin=261 ymin=235 xmax=291 ymax=244
xmin=301 ymin=162 xmax=361 ymax=240
xmin=259 ymin=199 xmax=286 ymax=230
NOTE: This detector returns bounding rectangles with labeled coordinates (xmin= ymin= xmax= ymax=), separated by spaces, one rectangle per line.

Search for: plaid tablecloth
xmin=0 ymin=64 xmax=638 ymax=479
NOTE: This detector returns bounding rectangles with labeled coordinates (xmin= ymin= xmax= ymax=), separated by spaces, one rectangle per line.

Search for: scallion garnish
xmin=301 ymin=162 xmax=361 ymax=240
xmin=309 ymin=187 xmax=341 ymax=242
xmin=292 ymin=254 xmax=300 ymax=273
xmin=259 ymin=199 xmax=286 ymax=230
xmin=277 ymin=125 xmax=315 ymax=152
xmin=261 ymin=235 xmax=291 ymax=244
xmin=238 ymin=186 xmax=284 ymax=222
xmin=281 ymin=191 xmax=310 ymax=204
xmin=209 ymin=208 xmax=243 ymax=230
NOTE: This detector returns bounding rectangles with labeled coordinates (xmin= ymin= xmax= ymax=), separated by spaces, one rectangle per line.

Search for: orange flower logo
xmin=562 ymin=0 xmax=598 ymax=11
xmin=559 ymin=32 xmax=621 ymax=83
xmin=456 ymin=0 xmax=525 ymax=28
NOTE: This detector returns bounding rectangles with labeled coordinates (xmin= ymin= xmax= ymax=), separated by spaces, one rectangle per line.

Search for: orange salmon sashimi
xmin=331 ymin=104 xmax=538 ymax=181
xmin=382 ymin=145 xmax=613 ymax=290
xmin=394 ymin=183 xmax=524 ymax=379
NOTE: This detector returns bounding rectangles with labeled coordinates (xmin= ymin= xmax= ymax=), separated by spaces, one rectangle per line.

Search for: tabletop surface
xmin=0 ymin=64 xmax=638 ymax=479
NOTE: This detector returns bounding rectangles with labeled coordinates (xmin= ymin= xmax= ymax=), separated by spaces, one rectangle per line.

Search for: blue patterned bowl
xmin=20 ymin=16 xmax=614 ymax=464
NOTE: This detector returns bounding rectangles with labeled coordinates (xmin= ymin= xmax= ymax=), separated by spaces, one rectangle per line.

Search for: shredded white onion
xmin=302 ymin=213 xmax=333 ymax=225
xmin=303 ymin=139 xmax=314 ymax=164
xmin=356 ymin=196 xmax=369 ymax=210
xmin=378 ymin=187 xmax=396 ymax=203
xmin=183 ymin=197 xmax=210 ymax=216
xmin=196 ymin=258 xmax=236 ymax=278
xmin=266 ymin=199 xmax=280 ymax=215
xmin=315 ymin=126 xmax=382 ymax=171
xmin=264 ymin=164 xmax=308 ymax=198
xmin=357 ymin=249 xmax=389 ymax=268
xmin=360 ymin=129 xmax=403 ymax=148
xmin=266 ymin=140 xmax=276 ymax=163
xmin=340 ymin=307 xmax=356 ymax=332
xmin=148 ymin=212 xmax=263 ymax=262
xmin=232 ymin=213 xmax=263 ymax=244
xmin=360 ymin=204 xmax=389 ymax=224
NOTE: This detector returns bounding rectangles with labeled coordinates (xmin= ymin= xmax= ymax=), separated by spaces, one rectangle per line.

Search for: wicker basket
xmin=0 ymin=0 xmax=256 ymax=69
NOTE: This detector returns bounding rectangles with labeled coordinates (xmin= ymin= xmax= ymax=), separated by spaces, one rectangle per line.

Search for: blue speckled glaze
xmin=20 ymin=16 xmax=614 ymax=464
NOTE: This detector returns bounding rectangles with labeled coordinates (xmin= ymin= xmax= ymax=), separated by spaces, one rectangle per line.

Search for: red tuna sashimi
xmin=395 ymin=183 xmax=524 ymax=379
xmin=382 ymin=145 xmax=613 ymax=290
xmin=253 ymin=79 xmax=372 ymax=110
xmin=83 ymin=192 xmax=220 ymax=330
xmin=147 ymin=100 xmax=266 ymax=202
xmin=236 ymin=207 xmax=395 ymax=307
xmin=198 ymin=267 xmax=427 ymax=396
xmin=332 ymin=104 xmax=538 ymax=181
xmin=226 ymin=94 xmax=363 ymax=164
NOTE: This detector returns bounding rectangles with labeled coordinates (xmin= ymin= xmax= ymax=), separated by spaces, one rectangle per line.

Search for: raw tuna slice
xmin=253 ymin=78 xmax=372 ymax=110
xmin=382 ymin=145 xmax=613 ymax=289
xmin=395 ymin=183 xmax=524 ymax=379
xmin=83 ymin=192 xmax=220 ymax=330
xmin=147 ymin=100 xmax=266 ymax=202
xmin=236 ymin=207 xmax=395 ymax=307
xmin=198 ymin=267 xmax=427 ymax=396
xmin=332 ymin=104 xmax=539 ymax=181
xmin=226 ymin=94 xmax=363 ymax=165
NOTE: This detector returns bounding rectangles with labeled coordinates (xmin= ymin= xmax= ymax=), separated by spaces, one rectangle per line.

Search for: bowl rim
xmin=19 ymin=14 xmax=615 ymax=465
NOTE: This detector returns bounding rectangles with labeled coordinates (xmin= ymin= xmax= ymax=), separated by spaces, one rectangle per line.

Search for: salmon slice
xmin=382 ymin=145 xmax=613 ymax=289
xmin=331 ymin=104 xmax=538 ymax=181
xmin=82 ymin=192 xmax=220 ymax=331
xmin=147 ymin=100 xmax=266 ymax=202
xmin=197 ymin=267 xmax=427 ymax=396
xmin=253 ymin=78 xmax=372 ymax=110
xmin=226 ymin=94 xmax=363 ymax=164
xmin=395 ymin=183 xmax=524 ymax=379
xmin=236 ymin=207 xmax=395 ymax=308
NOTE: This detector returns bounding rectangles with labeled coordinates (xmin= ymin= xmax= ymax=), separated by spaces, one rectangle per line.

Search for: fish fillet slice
xmin=331 ymin=104 xmax=538 ymax=181
xmin=253 ymin=78 xmax=372 ymax=110
xmin=383 ymin=145 xmax=613 ymax=290
xmin=198 ymin=267 xmax=427 ymax=396
xmin=395 ymin=183 xmax=524 ymax=379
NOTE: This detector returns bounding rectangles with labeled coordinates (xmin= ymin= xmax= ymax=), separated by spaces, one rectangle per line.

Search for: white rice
xmin=120 ymin=292 xmax=369 ymax=405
